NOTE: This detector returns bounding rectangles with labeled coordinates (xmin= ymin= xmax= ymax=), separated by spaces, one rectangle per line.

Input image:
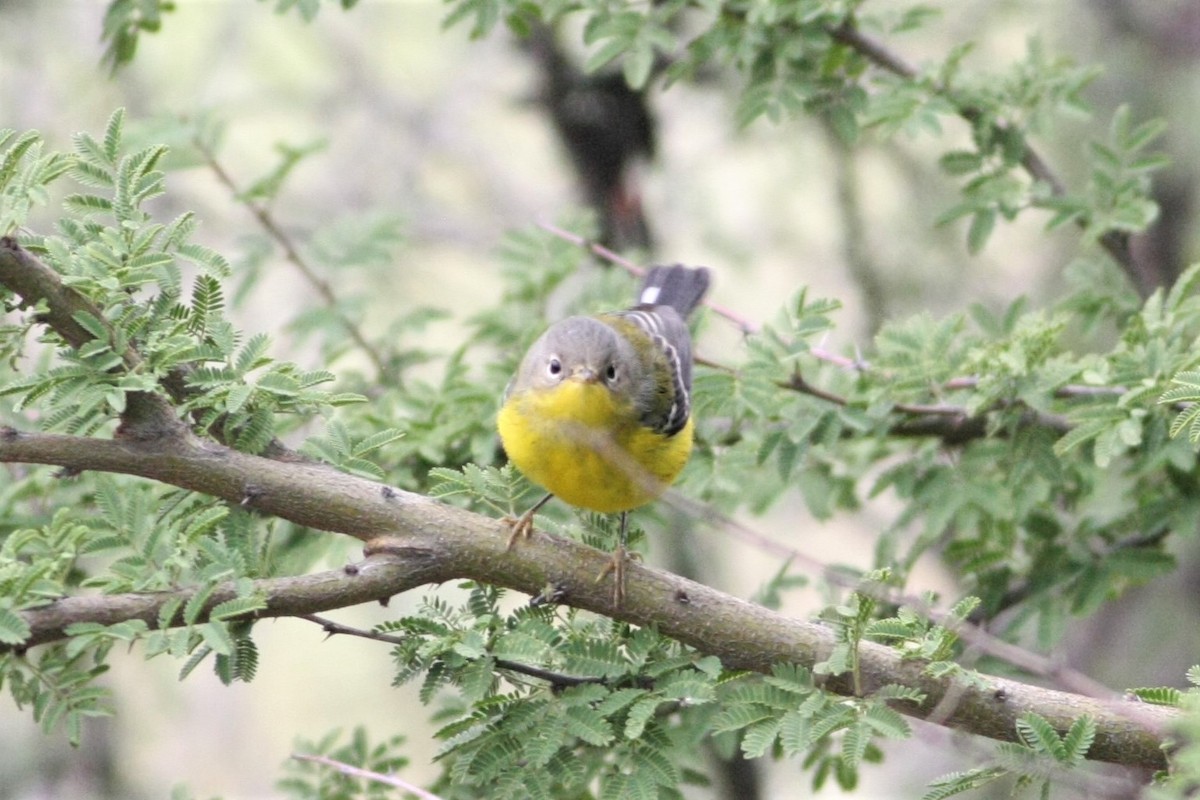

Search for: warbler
xmin=498 ymin=264 xmax=711 ymax=605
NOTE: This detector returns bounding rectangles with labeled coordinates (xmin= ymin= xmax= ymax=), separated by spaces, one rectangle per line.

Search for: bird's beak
xmin=570 ymin=366 xmax=599 ymax=383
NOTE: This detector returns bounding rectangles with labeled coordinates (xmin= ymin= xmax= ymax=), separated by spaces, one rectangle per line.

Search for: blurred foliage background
xmin=3 ymin=0 xmax=1200 ymax=797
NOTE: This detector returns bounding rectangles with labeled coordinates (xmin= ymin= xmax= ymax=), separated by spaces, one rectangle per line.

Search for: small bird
xmin=497 ymin=265 xmax=711 ymax=605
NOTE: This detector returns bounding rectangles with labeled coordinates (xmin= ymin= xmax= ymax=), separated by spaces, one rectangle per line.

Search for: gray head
xmin=508 ymin=315 xmax=646 ymax=399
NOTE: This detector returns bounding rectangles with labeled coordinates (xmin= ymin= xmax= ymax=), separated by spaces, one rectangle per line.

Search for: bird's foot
xmin=595 ymin=545 xmax=641 ymax=607
xmin=504 ymin=508 xmax=537 ymax=550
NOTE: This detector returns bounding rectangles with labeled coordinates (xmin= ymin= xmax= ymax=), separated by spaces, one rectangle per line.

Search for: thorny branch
xmin=0 ymin=236 xmax=1179 ymax=770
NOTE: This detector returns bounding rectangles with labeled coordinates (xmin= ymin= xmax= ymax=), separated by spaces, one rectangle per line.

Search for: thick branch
xmin=0 ymin=237 xmax=184 ymax=434
xmin=0 ymin=237 xmax=304 ymax=450
xmin=0 ymin=427 xmax=1176 ymax=771
xmin=0 ymin=239 xmax=124 ymax=355
xmin=15 ymin=559 xmax=436 ymax=650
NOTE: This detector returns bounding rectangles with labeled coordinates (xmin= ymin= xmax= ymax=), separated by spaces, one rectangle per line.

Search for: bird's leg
xmin=596 ymin=511 xmax=632 ymax=607
xmin=506 ymin=493 xmax=554 ymax=550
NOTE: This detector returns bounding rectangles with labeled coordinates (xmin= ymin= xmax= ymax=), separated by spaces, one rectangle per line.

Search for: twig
xmin=825 ymin=21 xmax=1138 ymax=282
xmin=662 ymin=489 xmax=1118 ymax=699
xmin=299 ymin=614 xmax=614 ymax=688
xmin=781 ymin=369 xmax=1074 ymax=440
xmin=536 ymin=221 xmax=761 ymax=334
xmin=824 ymin=118 xmax=888 ymax=334
xmin=300 ymin=613 xmax=408 ymax=644
xmin=781 ymin=371 xmax=847 ymax=407
xmin=291 ymin=753 xmax=443 ymax=800
xmin=534 ymin=224 xmax=1135 ymax=428
xmin=194 ymin=140 xmax=393 ymax=382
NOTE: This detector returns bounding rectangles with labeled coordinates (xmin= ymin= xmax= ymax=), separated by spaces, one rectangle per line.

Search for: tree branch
xmin=300 ymin=614 xmax=614 ymax=688
xmin=0 ymin=237 xmax=184 ymax=438
xmin=193 ymin=141 xmax=395 ymax=384
xmin=0 ymin=236 xmax=306 ymax=455
xmin=0 ymin=238 xmax=1175 ymax=771
xmin=535 ymin=222 xmax=760 ymax=335
xmin=14 ymin=558 xmax=433 ymax=651
xmin=534 ymin=225 xmax=1128 ymax=445
xmin=824 ymin=21 xmax=1140 ymax=285
xmin=0 ymin=427 xmax=1176 ymax=770
xmin=780 ymin=371 xmax=1075 ymax=443
xmin=291 ymin=753 xmax=444 ymax=800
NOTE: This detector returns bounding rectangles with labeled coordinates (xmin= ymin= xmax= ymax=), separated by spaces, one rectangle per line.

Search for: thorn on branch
xmin=240 ymin=484 xmax=264 ymax=507
xmin=529 ymin=582 xmax=568 ymax=607
xmin=0 ymin=426 xmax=19 ymax=441
xmin=495 ymin=657 xmax=620 ymax=691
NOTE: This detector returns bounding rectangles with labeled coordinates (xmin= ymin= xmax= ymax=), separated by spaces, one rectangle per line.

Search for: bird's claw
xmin=504 ymin=510 xmax=537 ymax=550
xmin=596 ymin=545 xmax=638 ymax=607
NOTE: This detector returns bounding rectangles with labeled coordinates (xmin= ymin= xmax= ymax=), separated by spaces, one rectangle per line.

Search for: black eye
xmin=605 ymin=363 xmax=618 ymax=382
xmin=547 ymin=357 xmax=562 ymax=376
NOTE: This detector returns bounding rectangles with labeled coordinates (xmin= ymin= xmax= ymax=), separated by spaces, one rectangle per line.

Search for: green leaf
xmin=921 ymin=767 xmax=1007 ymax=800
xmin=103 ymin=108 xmax=126 ymax=161
xmin=862 ymin=703 xmax=911 ymax=739
xmin=740 ymin=717 xmax=782 ymax=758
xmin=200 ymin=620 xmax=235 ymax=656
xmin=1061 ymin=715 xmax=1095 ymax=765
xmin=939 ymin=150 xmax=982 ymax=176
xmin=352 ymin=428 xmax=406 ymax=457
xmin=966 ymin=208 xmax=996 ymax=254
xmin=1187 ymin=666 xmax=1200 ymax=687
xmin=710 ymin=704 xmax=776 ymax=734
xmin=209 ymin=594 xmax=268 ymax=622
xmin=183 ymin=582 xmax=218 ymax=626
xmin=0 ymin=606 xmax=32 ymax=644
xmin=624 ymin=697 xmax=659 ymax=740
xmin=562 ymin=705 xmax=613 ymax=747
xmin=182 ymin=505 xmax=229 ymax=543
xmin=585 ymin=37 xmax=631 ymax=75
xmin=1015 ymin=713 xmax=1065 ymax=760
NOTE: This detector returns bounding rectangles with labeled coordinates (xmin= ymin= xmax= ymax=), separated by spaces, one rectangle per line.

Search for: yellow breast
xmin=497 ymin=380 xmax=694 ymax=513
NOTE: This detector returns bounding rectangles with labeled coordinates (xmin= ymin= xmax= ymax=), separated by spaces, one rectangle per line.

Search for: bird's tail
xmin=637 ymin=264 xmax=711 ymax=318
